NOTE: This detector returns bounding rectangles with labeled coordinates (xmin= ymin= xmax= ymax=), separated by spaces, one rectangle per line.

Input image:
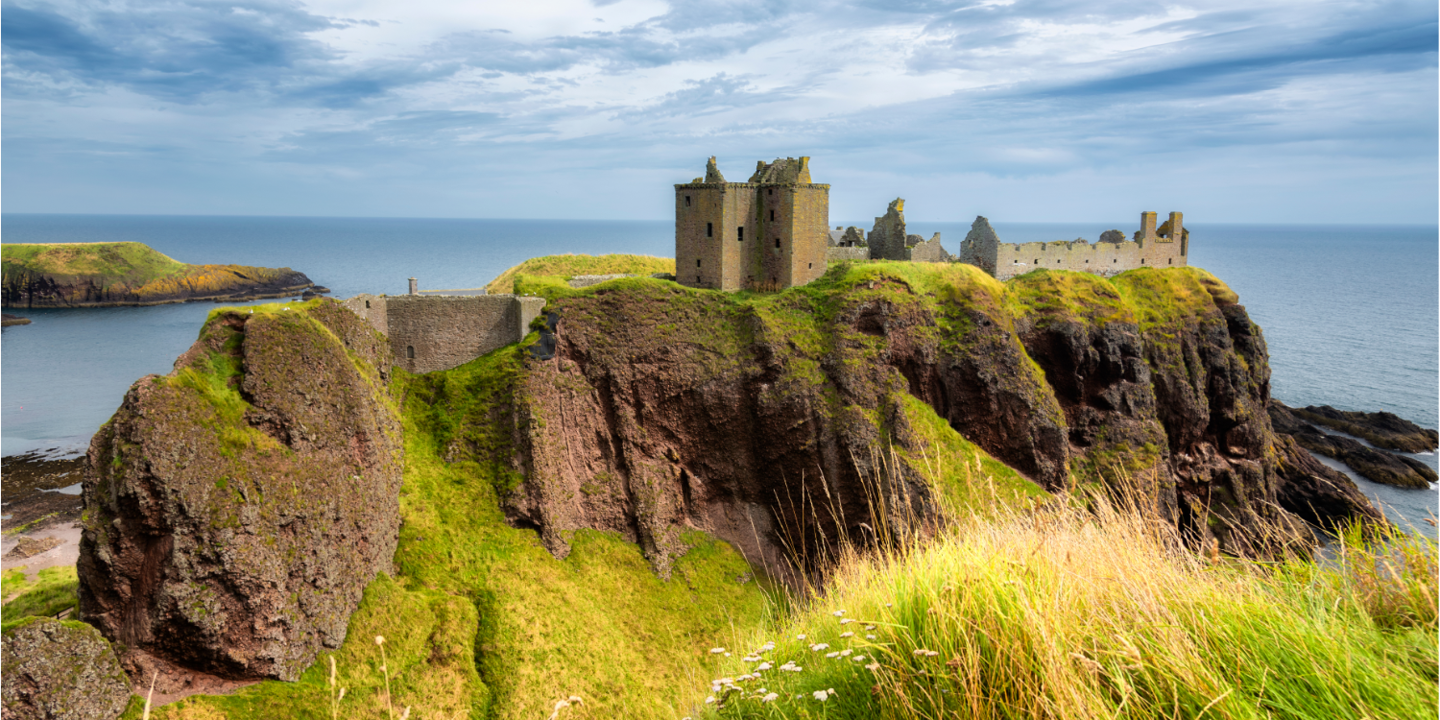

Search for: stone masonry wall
xmin=963 ymin=213 xmax=1189 ymax=281
xmin=341 ymin=294 xmax=389 ymax=336
xmin=788 ymin=185 xmax=829 ymax=286
xmin=676 ymin=178 xmax=829 ymax=291
xmin=344 ymin=294 xmax=545 ymax=374
xmin=827 ymin=246 xmax=869 ymax=262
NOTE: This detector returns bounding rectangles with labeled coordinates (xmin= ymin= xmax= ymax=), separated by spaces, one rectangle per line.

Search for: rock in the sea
xmin=1270 ymin=402 xmax=1435 ymax=489
xmin=77 ymin=300 xmax=403 ymax=681
xmin=1 ymin=617 xmax=132 ymax=720
xmin=1292 ymin=404 xmax=1439 ymax=454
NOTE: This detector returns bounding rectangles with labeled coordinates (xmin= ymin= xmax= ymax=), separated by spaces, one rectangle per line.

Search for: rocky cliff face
xmin=495 ymin=265 xmax=1380 ymax=576
xmin=77 ymin=301 xmax=403 ymax=682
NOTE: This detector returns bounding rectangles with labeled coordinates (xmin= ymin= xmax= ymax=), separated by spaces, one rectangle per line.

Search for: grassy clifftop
xmin=1 ymin=242 xmax=313 ymax=308
xmin=483 ymin=253 xmax=674 ymax=294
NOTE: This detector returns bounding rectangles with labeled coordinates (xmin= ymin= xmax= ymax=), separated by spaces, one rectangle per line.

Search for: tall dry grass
xmin=697 ymin=464 xmax=1438 ymax=719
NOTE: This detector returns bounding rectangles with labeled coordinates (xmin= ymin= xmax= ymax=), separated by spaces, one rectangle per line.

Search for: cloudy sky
xmin=3 ymin=0 xmax=1436 ymax=222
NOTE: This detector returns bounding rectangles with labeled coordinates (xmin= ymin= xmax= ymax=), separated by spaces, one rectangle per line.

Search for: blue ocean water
xmin=3 ymin=214 xmax=1435 ymax=532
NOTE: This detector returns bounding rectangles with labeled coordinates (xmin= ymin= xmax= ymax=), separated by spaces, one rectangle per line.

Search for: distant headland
xmin=0 ymin=241 xmax=318 ymax=308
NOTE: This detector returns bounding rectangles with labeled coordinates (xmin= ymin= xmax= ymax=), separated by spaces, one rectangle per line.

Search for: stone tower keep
xmin=675 ymin=156 xmax=830 ymax=291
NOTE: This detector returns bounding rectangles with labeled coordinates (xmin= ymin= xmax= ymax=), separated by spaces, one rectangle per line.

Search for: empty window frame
xmin=775 ymin=239 xmax=782 ymax=249
xmin=737 ymin=227 xmax=744 ymax=242
xmin=770 ymin=209 xmax=775 ymax=221
xmin=685 ymin=195 xmax=691 ymax=207
xmin=697 ymin=259 xmax=702 ymax=267
xmin=406 ymin=346 xmax=415 ymax=359
xmin=706 ymin=222 xmax=713 ymax=238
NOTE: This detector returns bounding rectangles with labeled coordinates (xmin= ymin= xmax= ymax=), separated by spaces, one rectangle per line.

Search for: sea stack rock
xmin=77 ymin=301 xmax=403 ymax=681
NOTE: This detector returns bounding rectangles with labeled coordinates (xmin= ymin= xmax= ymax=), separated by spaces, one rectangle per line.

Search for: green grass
xmin=1 ymin=242 xmax=188 ymax=281
xmin=1 ymin=566 xmax=80 ymax=632
xmin=484 ymin=254 xmax=675 ymax=294
xmin=894 ymin=394 xmax=1048 ymax=516
xmin=696 ymin=495 xmax=1438 ymax=720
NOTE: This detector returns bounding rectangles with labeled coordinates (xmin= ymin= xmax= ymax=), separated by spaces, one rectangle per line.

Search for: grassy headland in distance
xmin=0 ymin=241 xmax=315 ymax=308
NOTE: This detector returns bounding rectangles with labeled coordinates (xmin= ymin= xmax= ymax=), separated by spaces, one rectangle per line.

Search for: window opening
xmin=808 ymin=262 xmax=813 ymax=269
xmin=737 ymin=227 xmax=744 ymax=242
xmin=685 ymin=195 xmax=691 ymax=207
xmin=1168 ymin=258 xmax=1173 ymax=265
xmin=1141 ymin=258 xmax=1146 ymax=264
xmin=365 ymin=300 xmax=371 ymax=308
xmin=767 ymin=188 xmax=772 ymax=195
xmin=775 ymin=239 xmax=781 ymax=249
xmin=406 ymin=346 xmax=415 ymax=359
xmin=706 ymin=222 xmax=713 ymax=238
xmin=697 ymin=259 xmax=702 ymax=267
xmin=770 ymin=209 xmax=775 ymax=221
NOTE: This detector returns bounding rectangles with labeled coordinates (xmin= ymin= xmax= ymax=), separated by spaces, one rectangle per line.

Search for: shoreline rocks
xmin=1269 ymin=401 xmax=1436 ymax=489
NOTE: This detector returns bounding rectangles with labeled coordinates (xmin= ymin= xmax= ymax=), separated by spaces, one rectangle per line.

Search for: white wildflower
xmin=832 ymin=610 xmax=845 ymax=617
xmin=809 ymin=643 xmax=829 ymax=652
xmin=710 ymin=647 xmax=726 ymax=654
xmin=926 ymin=650 xmax=940 ymax=657
xmin=705 ymin=696 xmax=716 ymax=705
xmin=825 ymin=651 xmax=839 ymax=658
xmin=756 ymin=662 xmax=772 ymax=671
xmin=866 ymin=662 xmax=880 ymax=671
xmin=866 ymin=634 xmax=877 ymax=640
xmin=762 ymin=692 xmax=779 ymax=703
xmin=839 ymin=631 xmax=854 ymax=638
xmin=852 ymin=655 xmax=866 ymax=662
xmin=839 ymin=649 xmax=853 ymax=657
xmin=743 ymin=655 xmax=761 ymax=663
xmin=839 ymin=618 xmax=855 ymax=625
xmin=912 ymin=649 xmax=929 ymax=657
xmin=796 ymin=634 xmax=806 ymax=640
xmin=865 ymin=625 xmax=876 ymax=630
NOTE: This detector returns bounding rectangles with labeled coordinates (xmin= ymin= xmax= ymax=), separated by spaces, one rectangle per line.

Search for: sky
xmin=2 ymin=0 xmax=1436 ymax=223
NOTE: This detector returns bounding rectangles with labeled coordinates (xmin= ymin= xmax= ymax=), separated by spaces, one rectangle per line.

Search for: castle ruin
xmin=675 ymin=157 xmax=830 ymax=291
xmin=959 ymin=211 xmax=1188 ymax=280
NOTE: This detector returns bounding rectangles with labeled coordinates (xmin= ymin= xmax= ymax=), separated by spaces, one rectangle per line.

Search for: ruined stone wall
xmin=827 ymin=246 xmax=869 ymax=262
xmin=341 ymin=294 xmax=388 ymax=336
xmin=369 ymin=295 xmax=545 ymax=374
xmin=964 ymin=212 xmax=1189 ymax=281
xmin=908 ymin=234 xmax=950 ymax=263
xmin=869 ymin=199 xmax=909 ymax=261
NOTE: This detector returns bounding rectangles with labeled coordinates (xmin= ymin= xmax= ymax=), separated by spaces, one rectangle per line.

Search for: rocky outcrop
xmin=1 ymin=618 xmax=132 ymax=720
xmin=1270 ymin=402 xmax=1436 ymax=489
xmin=77 ymin=301 xmax=403 ymax=682
xmin=492 ymin=265 xmax=1367 ymax=575
xmin=1290 ymin=404 xmax=1438 ymax=454
xmin=1098 ymin=229 xmax=1127 ymax=244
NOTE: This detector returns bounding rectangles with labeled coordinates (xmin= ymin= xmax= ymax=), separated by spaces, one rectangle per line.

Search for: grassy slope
xmin=1 ymin=242 xmax=189 ymax=280
xmin=483 ymin=253 xmax=675 ymax=294
xmin=699 ymin=502 xmax=1437 ymax=720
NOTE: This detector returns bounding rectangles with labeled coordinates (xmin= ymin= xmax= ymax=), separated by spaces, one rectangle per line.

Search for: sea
xmin=2 ymin=214 xmax=1436 ymax=536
